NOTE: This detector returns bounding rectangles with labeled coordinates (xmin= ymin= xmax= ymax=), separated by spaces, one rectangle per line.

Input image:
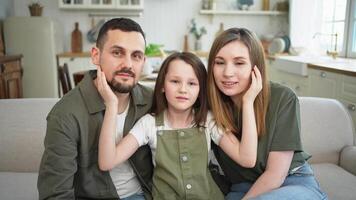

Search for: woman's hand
xmin=243 ymin=65 xmax=263 ymax=104
xmin=96 ymin=66 xmax=118 ymax=107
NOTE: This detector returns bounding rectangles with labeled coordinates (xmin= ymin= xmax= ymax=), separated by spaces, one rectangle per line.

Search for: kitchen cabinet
xmin=308 ymin=68 xmax=341 ymax=99
xmin=59 ymin=0 xmax=144 ymax=10
xmin=339 ymin=74 xmax=356 ymax=126
xmin=0 ymin=55 xmax=23 ymax=99
xmin=268 ymin=59 xmax=309 ymax=96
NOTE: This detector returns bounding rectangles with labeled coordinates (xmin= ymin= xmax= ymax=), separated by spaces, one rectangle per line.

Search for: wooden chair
xmin=58 ymin=63 xmax=72 ymax=95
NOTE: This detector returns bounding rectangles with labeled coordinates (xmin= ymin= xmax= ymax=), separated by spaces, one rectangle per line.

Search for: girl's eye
xmin=189 ymin=81 xmax=198 ymax=86
xmin=170 ymin=80 xmax=179 ymax=84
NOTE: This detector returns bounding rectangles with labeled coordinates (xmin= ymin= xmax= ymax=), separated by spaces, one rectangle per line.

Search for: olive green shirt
xmin=38 ymin=71 xmax=154 ymax=200
xmin=213 ymin=82 xmax=310 ymax=184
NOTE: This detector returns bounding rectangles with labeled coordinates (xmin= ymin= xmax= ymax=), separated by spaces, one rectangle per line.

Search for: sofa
xmin=0 ymin=97 xmax=355 ymax=200
xmin=299 ymin=97 xmax=356 ymax=200
xmin=0 ymin=98 xmax=58 ymax=200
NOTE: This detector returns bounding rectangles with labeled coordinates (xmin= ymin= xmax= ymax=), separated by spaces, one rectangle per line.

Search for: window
xmin=289 ymin=0 xmax=356 ymax=58
xmin=346 ymin=0 xmax=356 ymax=57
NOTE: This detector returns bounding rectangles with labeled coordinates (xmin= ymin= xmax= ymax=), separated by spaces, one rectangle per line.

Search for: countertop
xmin=268 ymin=54 xmax=356 ymax=76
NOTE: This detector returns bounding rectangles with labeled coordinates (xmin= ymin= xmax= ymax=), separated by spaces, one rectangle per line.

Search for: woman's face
xmin=213 ymin=40 xmax=252 ymax=100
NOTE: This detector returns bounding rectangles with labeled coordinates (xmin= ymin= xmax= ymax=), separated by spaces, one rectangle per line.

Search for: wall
xmin=0 ymin=0 xmax=13 ymax=19
xmin=12 ymin=0 xmax=288 ymax=52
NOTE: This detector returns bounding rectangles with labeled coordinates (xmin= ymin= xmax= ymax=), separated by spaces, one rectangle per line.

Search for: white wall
xmin=12 ymin=0 xmax=288 ymax=52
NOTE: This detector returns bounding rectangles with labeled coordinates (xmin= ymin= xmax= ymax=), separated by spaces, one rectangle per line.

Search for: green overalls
xmin=152 ymin=113 xmax=224 ymax=200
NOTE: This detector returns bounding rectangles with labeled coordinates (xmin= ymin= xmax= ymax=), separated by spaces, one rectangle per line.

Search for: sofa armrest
xmin=340 ymin=145 xmax=356 ymax=176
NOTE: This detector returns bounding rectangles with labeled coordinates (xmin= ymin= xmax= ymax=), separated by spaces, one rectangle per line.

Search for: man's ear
xmin=91 ymin=46 xmax=100 ymax=66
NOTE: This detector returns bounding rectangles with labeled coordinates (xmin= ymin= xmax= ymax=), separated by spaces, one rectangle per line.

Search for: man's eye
xmin=112 ymin=51 xmax=122 ymax=56
xmin=133 ymin=54 xmax=143 ymax=60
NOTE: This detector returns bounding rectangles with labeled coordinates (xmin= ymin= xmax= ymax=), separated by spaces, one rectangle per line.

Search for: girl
xmin=207 ymin=28 xmax=327 ymax=200
xmin=96 ymin=52 xmax=261 ymax=199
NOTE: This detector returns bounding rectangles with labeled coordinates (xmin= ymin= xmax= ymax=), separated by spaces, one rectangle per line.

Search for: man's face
xmin=92 ymin=29 xmax=146 ymax=93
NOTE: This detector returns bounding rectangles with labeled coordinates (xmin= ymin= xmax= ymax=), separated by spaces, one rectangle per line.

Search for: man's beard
xmin=108 ymin=67 xmax=136 ymax=93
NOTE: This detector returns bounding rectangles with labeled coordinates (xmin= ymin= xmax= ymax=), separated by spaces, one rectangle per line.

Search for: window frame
xmin=346 ymin=0 xmax=356 ymax=57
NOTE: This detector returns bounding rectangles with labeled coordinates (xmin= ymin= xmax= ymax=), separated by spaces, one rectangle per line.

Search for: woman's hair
xmin=207 ymin=28 xmax=270 ymax=137
xmin=151 ymin=52 xmax=208 ymax=127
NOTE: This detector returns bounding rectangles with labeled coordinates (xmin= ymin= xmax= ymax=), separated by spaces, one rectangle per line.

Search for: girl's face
xmin=163 ymin=59 xmax=200 ymax=113
xmin=213 ymin=40 xmax=252 ymax=100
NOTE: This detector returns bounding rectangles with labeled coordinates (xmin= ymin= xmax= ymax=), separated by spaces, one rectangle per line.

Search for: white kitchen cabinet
xmin=268 ymin=59 xmax=309 ymax=96
xmin=339 ymin=74 xmax=356 ymax=126
xmin=308 ymin=68 xmax=341 ymax=99
xmin=59 ymin=0 xmax=144 ymax=10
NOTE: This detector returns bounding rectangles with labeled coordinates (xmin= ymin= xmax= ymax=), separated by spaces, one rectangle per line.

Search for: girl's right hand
xmin=96 ymin=66 xmax=118 ymax=107
xmin=243 ymin=65 xmax=263 ymax=104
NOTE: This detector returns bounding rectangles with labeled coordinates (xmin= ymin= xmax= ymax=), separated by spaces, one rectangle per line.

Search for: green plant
xmin=189 ymin=19 xmax=207 ymax=40
xmin=145 ymin=43 xmax=164 ymax=57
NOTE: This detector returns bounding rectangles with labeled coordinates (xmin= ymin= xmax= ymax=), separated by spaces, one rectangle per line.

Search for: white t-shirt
xmin=109 ymin=102 xmax=142 ymax=198
xmin=130 ymin=111 xmax=223 ymax=165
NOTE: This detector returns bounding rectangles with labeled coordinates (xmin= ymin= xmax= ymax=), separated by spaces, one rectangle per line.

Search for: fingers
xmin=253 ymin=65 xmax=262 ymax=91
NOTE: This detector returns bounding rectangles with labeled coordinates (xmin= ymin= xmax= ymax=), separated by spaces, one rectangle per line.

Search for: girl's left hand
xmin=243 ymin=65 xmax=263 ymax=103
xmin=96 ymin=66 xmax=118 ymax=107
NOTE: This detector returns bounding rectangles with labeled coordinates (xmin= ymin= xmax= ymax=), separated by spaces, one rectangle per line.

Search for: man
xmin=38 ymin=18 xmax=153 ymax=200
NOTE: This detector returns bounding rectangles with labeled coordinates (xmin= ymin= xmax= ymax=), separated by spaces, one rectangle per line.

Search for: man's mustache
xmin=114 ymin=67 xmax=136 ymax=78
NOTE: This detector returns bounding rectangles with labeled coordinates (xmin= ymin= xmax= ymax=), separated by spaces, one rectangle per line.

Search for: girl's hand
xmin=243 ymin=65 xmax=263 ymax=104
xmin=96 ymin=66 xmax=118 ymax=107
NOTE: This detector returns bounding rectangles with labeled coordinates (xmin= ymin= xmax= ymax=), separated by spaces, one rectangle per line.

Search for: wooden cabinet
xmin=0 ymin=55 xmax=23 ymax=99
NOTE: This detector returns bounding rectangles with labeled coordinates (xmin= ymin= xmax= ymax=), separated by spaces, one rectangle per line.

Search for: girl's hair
xmin=207 ymin=28 xmax=270 ymax=137
xmin=150 ymin=52 xmax=208 ymax=127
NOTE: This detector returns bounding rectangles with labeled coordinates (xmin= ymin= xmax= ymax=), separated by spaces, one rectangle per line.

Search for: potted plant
xmin=28 ymin=1 xmax=43 ymax=16
xmin=189 ymin=19 xmax=207 ymax=51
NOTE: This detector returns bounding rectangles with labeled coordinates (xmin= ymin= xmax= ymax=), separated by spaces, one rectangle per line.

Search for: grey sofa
xmin=0 ymin=97 xmax=355 ymax=200
xmin=0 ymin=98 xmax=58 ymax=200
xmin=299 ymin=97 xmax=356 ymax=200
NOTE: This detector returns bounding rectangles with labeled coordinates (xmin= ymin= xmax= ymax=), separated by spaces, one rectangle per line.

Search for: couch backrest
xmin=299 ymin=97 xmax=355 ymax=164
xmin=0 ymin=98 xmax=58 ymax=172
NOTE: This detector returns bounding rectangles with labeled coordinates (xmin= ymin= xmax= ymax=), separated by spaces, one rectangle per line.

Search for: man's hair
xmin=96 ymin=18 xmax=146 ymax=50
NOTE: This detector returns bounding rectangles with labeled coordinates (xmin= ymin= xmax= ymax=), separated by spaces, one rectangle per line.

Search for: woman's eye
xmin=215 ymin=60 xmax=224 ymax=65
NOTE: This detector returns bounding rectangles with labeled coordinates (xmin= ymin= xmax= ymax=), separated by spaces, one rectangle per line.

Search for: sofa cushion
xmin=0 ymin=172 xmax=38 ymax=200
xmin=0 ymin=98 xmax=58 ymax=172
xmin=312 ymin=163 xmax=356 ymax=200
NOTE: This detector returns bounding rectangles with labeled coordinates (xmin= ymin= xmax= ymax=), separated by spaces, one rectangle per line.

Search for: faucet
xmin=326 ymin=33 xmax=338 ymax=59
xmin=313 ymin=32 xmax=338 ymax=59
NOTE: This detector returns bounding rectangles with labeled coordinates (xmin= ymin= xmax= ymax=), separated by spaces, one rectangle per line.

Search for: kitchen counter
xmin=269 ymin=55 xmax=356 ymax=76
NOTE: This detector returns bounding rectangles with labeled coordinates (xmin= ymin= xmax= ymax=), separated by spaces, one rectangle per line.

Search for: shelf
xmin=200 ymin=10 xmax=287 ymax=16
xmin=58 ymin=0 xmax=144 ymax=11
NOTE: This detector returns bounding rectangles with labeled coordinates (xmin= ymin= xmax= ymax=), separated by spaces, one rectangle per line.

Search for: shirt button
xmin=181 ymin=155 xmax=188 ymax=162
xmin=186 ymin=184 xmax=192 ymax=190
xmin=179 ymin=131 xmax=185 ymax=137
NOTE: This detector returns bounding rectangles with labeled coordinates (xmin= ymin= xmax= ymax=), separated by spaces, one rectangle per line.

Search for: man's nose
xmin=122 ymin=55 xmax=133 ymax=69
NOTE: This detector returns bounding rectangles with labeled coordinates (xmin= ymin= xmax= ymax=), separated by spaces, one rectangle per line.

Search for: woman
xmin=207 ymin=28 xmax=327 ymax=200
